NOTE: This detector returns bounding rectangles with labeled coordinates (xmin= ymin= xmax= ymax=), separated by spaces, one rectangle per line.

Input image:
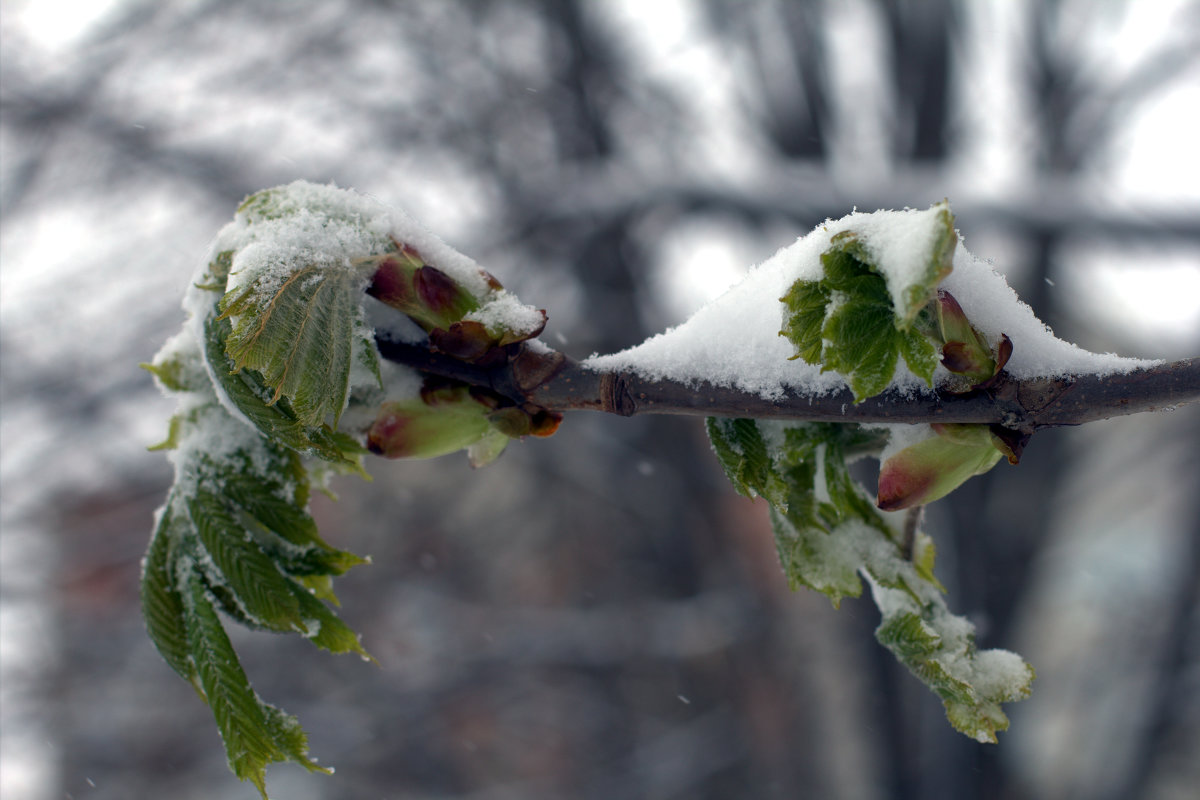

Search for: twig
xmin=375 ymin=338 xmax=1200 ymax=432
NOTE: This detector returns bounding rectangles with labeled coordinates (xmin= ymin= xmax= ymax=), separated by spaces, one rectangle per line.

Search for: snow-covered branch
xmin=376 ymin=340 xmax=1200 ymax=433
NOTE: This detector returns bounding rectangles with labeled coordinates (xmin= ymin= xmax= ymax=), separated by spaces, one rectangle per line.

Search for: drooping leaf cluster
xmin=142 ymin=238 xmax=374 ymax=796
xmin=706 ymin=417 xmax=1034 ymax=742
xmin=708 ymin=203 xmax=1035 ymax=741
xmin=144 ymin=183 xmax=559 ymax=797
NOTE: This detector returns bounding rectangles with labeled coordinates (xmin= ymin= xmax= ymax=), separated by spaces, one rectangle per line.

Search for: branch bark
xmin=375 ymin=339 xmax=1200 ymax=433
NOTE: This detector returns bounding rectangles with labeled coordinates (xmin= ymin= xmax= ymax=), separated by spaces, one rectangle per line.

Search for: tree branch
xmin=375 ymin=338 xmax=1200 ymax=433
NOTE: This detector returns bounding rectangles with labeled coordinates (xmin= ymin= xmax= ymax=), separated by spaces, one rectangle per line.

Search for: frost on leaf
xmin=706 ymin=417 xmax=1034 ymax=740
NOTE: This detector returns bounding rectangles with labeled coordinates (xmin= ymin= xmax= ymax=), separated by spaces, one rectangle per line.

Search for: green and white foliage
xmin=143 ymin=182 xmax=548 ymax=796
xmin=705 ymin=417 xmax=1034 ymax=742
xmin=144 ymin=185 xmax=1153 ymax=796
xmin=705 ymin=204 xmax=1035 ymax=739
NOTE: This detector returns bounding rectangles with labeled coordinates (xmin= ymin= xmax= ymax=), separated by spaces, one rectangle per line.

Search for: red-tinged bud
xmin=877 ymin=425 xmax=1004 ymax=511
xmin=988 ymin=424 xmax=1030 ymax=465
xmin=994 ymin=333 xmax=1013 ymax=372
xmin=367 ymin=386 xmax=493 ymax=460
xmin=366 ymin=249 xmax=483 ymax=334
xmin=428 ymin=320 xmax=495 ymax=361
xmin=941 ymin=341 xmax=993 ymax=375
xmin=415 ymin=266 xmax=478 ymax=321
xmin=367 ymin=253 xmax=419 ymax=309
xmin=936 ymin=290 xmax=995 ymax=382
xmin=528 ymin=408 xmax=563 ymax=437
xmin=934 ymin=291 xmax=1015 ymax=392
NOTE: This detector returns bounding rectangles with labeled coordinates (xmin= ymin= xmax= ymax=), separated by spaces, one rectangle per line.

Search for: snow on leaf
xmin=780 ymin=209 xmax=955 ymax=403
xmin=868 ymin=579 xmax=1035 ymax=743
xmin=142 ymin=345 xmax=369 ymax=795
xmin=706 ymin=417 xmax=1034 ymax=738
xmin=588 ymin=200 xmax=1154 ymax=399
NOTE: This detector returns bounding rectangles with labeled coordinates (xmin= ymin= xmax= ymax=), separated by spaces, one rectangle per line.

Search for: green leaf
xmin=219 ymin=260 xmax=374 ymax=428
xmin=289 ymin=583 xmax=373 ymax=660
xmin=706 ymin=417 xmax=1034 ymax=740
xmin=779 ymin=280 xmax=829 ymax=364
xmin=204 ymin=313 xmax=364 ymax=466
xmin=769 ymin=506 xmax=865 ymax=605
xmin=898 ymin=326 xmax=939 ymax=385
xmin=140 ymin=382 xmax=369 ymax=794
xmin=820 ymin=289 xmax=901 ymax=401
xmin=188 ymin=489 xmax=308 ymax=633
xmin=705 ymin=417 xmax=789 ymax=509
xmin=183 ymin=571 xmax=329 ymax=797
xmin=140 ymin=498 xmax=198 ymax=690
xmin=869 ymin=581 xmax=1035 ymax=743
xmin=778 ymin=203 xmax=960 ymax=403
xmin=217 ymin=473 xmax=366 ymax=578
xmin=195 ymin=250 xmax=235 ymax=291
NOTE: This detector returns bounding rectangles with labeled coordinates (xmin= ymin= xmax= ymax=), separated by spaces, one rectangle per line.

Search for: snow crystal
xmin=585 ymin=206 xmax=1158 ymax=398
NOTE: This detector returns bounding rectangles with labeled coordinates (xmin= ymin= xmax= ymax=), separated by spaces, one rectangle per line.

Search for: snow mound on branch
xmin=585 ymin=206 xmax=1157 ymax=400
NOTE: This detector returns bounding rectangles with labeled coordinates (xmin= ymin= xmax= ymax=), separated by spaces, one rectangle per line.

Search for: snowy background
xmin=2 ymin=1 xmax=1198 ymax=799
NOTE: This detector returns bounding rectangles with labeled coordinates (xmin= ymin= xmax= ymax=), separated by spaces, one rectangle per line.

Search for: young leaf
xmin=188 ymin=489 xmax=308 ymax=634
xmin=183 ymin=570 xmax=330 ymax=797
xmin=868 ymin=580 xmax=1035 ymax=743
xmin=205 ymin=313 xmax=365 ymax=466
xmin=779 ymin=203 xmax=959 ymax=402
xmin=140 ymin=499 xmax=199 ymax=691
xmin=706 ymin=417 xmax=1034 ymax=738
xmin=705 ymin=417 xmax=789 ymax=509
xmin=779 ymin=280 xmax=829 ymax=364
xmin=219 ymin=260 xmax=375 ymax=428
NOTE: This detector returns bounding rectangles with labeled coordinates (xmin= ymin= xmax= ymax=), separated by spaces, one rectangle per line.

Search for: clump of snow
xmin=837 ymin=203 xmax=949 ymax=316
xmin=586 ymin=206 xmax=1158 ymax=398
xmin=585 ymin=223 xmax=838 ymax=400
xmin=940 ymin=248 xmax=1158 ymax=379
xmin=464 ymin=291 xmax=546 ymax=339
xmin=226 ymin=180 xmax=500 ymax=300
xmin=177 ymin=181 xmax=546 ymax=431
xmin=208 ymin=180 xmax=544 ymax=342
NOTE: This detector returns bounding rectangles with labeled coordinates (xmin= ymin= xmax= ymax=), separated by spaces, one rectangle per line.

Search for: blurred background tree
xmin=1 ymin=1 xmax=1197 ymax=798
